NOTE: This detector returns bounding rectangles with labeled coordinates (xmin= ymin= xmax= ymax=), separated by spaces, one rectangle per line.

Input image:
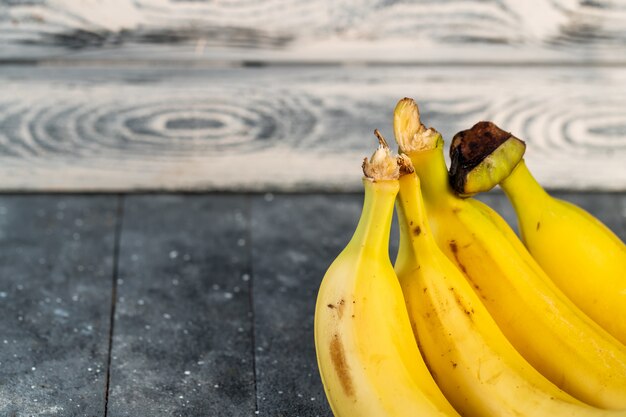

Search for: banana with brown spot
xmin=314 ymin=132 xmax=459 ymax=417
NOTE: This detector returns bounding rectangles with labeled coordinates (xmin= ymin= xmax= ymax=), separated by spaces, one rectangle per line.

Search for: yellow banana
xmin=395 ymin=167 xmax=626 ymax=417
xmin=393 ymin=98 xmax=626 ymax=410
xmin=314 ymin=133 xmax=459 ymax=417
xmin=448 ymin=121 xmax=626 ymax=346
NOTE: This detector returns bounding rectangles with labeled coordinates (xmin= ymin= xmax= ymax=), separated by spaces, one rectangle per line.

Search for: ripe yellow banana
xmin=504 ymin=161 xmax=626 ymax=345
xmin=314 ymin=134 xmax=459 ymax=417
xmin=393 ymin=98 xmax=626 ymax=410
xmin=448 ymin=121 xmax=626 ymax=346
xmin=395 ymin=167 xmax=626 ymax=417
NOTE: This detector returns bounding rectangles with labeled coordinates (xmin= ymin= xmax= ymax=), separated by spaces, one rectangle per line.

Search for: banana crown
xmin=394 ymin=97 xmax=443 ymax=153
xmin=449 ymin=121 xmax=526 ymax=197
xmin=362 ymin=129 xmax=401 ymax=181
xmin=397 ymin=154 xmax=415 ymax=176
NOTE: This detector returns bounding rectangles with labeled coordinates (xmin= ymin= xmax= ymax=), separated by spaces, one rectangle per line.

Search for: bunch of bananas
xmin=314 ymin=98 xmax=626 ymax=417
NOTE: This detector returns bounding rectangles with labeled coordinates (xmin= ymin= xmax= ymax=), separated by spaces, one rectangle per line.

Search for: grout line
xmin=103 ymin=194 xmax=125 ymax=417
xmin=245 ymin=195 xmax=259 ymax=414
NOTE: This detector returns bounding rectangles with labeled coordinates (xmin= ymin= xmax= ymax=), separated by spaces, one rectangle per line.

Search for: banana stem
xmin=392 ymin=97 xmax=457 ymax=209
xmin=407 ymin=145 xmax=457 ymax=208
xmin=448 ymin=121 xmax=526 ymax=197
xmin=396 ymin=172 xmax=439 ymax=271
xmin=501 ymin=159 xmax=550 ymax=220
xmin=349 ymin=179 xmax=399 ymax=258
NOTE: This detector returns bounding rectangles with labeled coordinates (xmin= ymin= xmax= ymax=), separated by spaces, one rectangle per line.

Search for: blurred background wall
xmin=1 ymin=0 xmax=625 ymax=191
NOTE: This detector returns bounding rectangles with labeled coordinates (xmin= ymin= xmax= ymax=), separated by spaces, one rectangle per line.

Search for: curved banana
xmin=395 ymin=167 xmax=626 ymax=417
xmin=393 ymin=98 xmax=626 ymax=410
xmin=314 ymin=134 xmax=459 ymax=417
xmin=448 ymin=121 xmax=626 ymax=345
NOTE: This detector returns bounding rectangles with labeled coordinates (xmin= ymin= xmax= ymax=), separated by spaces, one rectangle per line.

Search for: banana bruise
xmin=395 ymin=170 xmax=626 ymax=417
xmin=501 ymin=160 xmax=626 ymax=346
xmin=314 ymin=142 xmax=459 ymax=417
xmin=393 ymin=97 xmax=626 ymax=410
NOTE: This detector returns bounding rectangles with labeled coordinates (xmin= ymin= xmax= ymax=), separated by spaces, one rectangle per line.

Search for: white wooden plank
xmin=0 ymin=65 xmax=624 ymax=191
xmin=2 ymin=0 xmax=626 ymax=63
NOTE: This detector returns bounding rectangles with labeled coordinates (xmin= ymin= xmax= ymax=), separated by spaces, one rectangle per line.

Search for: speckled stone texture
xmin=107 ymin=195 xmax=255 ymax=417
xmin=0 ymin=196 xmax=118 ymax=416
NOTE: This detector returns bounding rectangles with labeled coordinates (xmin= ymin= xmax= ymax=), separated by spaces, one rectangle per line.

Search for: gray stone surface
xmin=107 ymin=195 xmax=254 ymax=417
xmin=0 ymin=195 xmax=118 ymax=417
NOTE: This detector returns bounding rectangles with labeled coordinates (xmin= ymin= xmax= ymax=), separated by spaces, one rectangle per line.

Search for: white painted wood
xmin=0 ymin=66 xmax=624 ymax=191
xmin=2 ymin=0 xmax=626 ymax=63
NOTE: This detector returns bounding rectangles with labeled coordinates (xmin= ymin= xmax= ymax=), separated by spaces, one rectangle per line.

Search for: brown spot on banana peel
xmin=337 ymin=299 xmax=345 ymax=319
xmin=450 ymin=287 xmax=474 ymax=318
xmin=413 ymin=226 xmax=421 ymax=236
xmin=330 ymin=334 xmax=355 ymax=398
xmin=448 ymin=240 xmax=468 ymax=274
xmin=449 ymin=121 xmax=526 ymax=197
xmin=448 ymin=241 xmax=489 ymax=300
xmin=467 ymin=277 xmax=488 ymax=301
xmin=327 ymin=299 xmax=346 ymax=319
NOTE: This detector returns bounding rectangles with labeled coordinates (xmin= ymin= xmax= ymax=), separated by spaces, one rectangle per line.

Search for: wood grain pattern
xmin=2 ymin=0 xmax=626 ymax=63
xmin=0 ymin=65 xmax=624 ymax=191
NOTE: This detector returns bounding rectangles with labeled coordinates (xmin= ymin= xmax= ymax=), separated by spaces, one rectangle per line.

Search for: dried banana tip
xmin=363 ymin=130 xmax=400 ymax=181
xmin=449 ymin=121 xmax=526 ymax=197
xmin=397 ymin=154 xmax=415 ymax=176
xmin=393 ymin=97 xmax=442 ymax=153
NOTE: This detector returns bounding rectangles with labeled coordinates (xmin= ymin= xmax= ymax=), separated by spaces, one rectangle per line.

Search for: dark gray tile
xmin=0 ymin=195 xmax=118 ymax=417
xmin=108 ymin=195 xmax=254 ymax=417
